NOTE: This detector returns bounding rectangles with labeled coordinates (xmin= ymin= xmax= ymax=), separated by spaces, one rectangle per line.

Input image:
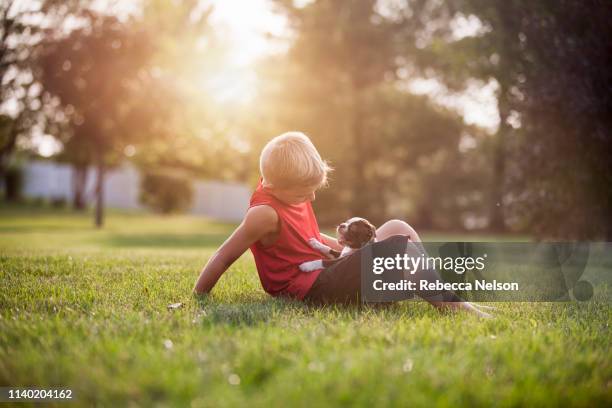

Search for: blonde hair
xmin=260 ymin=131 xmax=333 ymax=189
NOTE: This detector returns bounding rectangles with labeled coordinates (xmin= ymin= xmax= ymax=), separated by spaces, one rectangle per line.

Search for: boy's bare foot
xmin=461 ymin=301 xmax=493 ymax=318
xmin=433 ymin=301 xmax=494 ymax=319
xmin=468 ymin=302 xmax=497 ymax=311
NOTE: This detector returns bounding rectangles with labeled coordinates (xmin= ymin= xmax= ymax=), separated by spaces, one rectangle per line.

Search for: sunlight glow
xmin=201 ymin=0 xmax=288 ymax=103
xmin=206 ymin=1 xmax=498 ymax=127
xmin=209 ymin=0 xmax=287 ymax=65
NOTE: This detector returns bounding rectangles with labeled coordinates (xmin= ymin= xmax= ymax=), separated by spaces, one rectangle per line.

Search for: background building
xmin=22 ymin=160 xmax=250 ymax=222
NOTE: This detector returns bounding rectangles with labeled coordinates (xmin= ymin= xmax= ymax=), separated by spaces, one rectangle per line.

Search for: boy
xmin=192 ymin=131 xmax=491 ymax=317
xmin=192 ymin=131 xmax=336 ymax=299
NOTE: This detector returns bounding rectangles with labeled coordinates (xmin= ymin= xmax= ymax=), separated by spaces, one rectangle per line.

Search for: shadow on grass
xmin=106 ymin=233 xmax=229 ymax=248
xmin=192 ymin=295 xmax=298 ymax=326
xmin=192 ymin=293 xmax=408 ymax=327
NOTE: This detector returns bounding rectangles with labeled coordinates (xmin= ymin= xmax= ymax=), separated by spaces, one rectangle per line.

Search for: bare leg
xmin=376 ymin=219 xmax=422 ymax=242
xmin=375 ymin=219 xmax=493 ymax=319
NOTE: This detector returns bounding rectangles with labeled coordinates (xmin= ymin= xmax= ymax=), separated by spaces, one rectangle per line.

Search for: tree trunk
xmin=0 ymin=154 xmax=7 ymax=196
xmin=94 ymin=156 xmax=105 ymax=228
xmin=489 ymin=85 xmax=509 ymax=232
xmin=606 ymin=198 xmax=612 ymax=241
xmin=72 ymin=165 xmax=88 ymax=210
xmin=415 ymin=200 xmax=435 ymax=231
xmin=0 ymin=126 xmax=18 ymax=201
xmin=350 ymin=83 xmax=368 ymax=219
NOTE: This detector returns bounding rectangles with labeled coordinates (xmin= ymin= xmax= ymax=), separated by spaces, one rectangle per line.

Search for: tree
xmin=407 ymin=0 xmax=534 ymax=232
xmin=38 ymin=11 xmax=157 ymax=227
xmin=505 ymin=0 xmax=612 ymax=239
xmin=270 ymin=0 xmax=415 ymax=219
xmin=1 ymin=0 xmax=34 ymax=186
xmin=132 ymin=0 xmax=251 ymax=184
xmin=261 ymin=0 xmax=478 ymax=228
xmin=0 ymin=1 xmax=87 ymax=191
xmin=430 ymin=0 xmax=612 ymax=238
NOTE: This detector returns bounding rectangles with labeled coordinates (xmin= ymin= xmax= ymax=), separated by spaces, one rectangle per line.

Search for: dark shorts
xmin=303 ymin=234 xmax=411 ymax=305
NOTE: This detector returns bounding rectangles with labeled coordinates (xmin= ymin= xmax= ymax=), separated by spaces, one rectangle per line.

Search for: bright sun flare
xmin=203 ymin=0 xmax=287 ymax=104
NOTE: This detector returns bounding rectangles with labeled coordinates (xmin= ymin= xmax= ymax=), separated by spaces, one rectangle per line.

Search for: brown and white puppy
xmin=300 ymin=217 xmax=377 ymax=272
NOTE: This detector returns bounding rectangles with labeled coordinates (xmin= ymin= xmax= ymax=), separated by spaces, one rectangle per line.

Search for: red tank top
xmin=248 ymin=177 xmax=324 ymax=299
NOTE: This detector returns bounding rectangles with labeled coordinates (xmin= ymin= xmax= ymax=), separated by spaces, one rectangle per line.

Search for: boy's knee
xmin=387 ymin=219 xmax=417 ymax=237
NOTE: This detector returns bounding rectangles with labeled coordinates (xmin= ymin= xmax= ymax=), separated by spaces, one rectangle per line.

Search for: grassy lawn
xmin=1 ymin=205 xmax=610 ymax=407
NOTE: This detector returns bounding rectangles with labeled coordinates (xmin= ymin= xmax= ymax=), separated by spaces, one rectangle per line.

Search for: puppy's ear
xmin=357 ymin=219 xmax=376 ymax=241
xmin=366 ymin=220 xmax=376 ymax=240
xmin=349 ymin=219 xmax=376 ymax=246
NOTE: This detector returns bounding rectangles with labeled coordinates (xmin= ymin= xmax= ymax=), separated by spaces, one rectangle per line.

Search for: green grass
xmin=0 ymin=206 xmax=610 ymax=407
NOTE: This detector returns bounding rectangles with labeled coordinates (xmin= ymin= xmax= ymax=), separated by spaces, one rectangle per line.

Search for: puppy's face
xmin=336 ymin=217 xmax=376 ymax=249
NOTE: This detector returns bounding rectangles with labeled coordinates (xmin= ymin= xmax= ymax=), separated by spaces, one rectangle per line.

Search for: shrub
xmin=50 ymin=196 xmax=67 ymax=208
xmin=31 ymin=196 xmax=47 ymax=206
xmin=139 ymin=170 xmax=194 ymax=214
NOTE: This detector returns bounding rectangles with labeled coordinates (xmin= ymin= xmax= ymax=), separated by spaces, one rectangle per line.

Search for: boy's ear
xmin=261 ymin=176 xmax=274 ymax=187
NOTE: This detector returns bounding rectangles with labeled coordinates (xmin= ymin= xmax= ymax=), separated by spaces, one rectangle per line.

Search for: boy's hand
xmin=308 ymin=238 xmax=337 ymax=259
xmin=320 ymin=232 xmax=343 ymax=252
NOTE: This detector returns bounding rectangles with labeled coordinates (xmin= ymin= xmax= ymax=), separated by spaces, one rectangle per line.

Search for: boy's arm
xmin=192 ymin=205 xmax=278 ymax=295
xmin=320 ymin=232 xmax=343 ymax=251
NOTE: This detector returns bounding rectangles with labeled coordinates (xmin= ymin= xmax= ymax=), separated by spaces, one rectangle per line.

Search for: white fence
xmin=21 ymin=161 xmax=251 ymax=222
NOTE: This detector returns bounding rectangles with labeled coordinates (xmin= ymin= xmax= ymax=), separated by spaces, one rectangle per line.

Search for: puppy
xmin=300 ymin=217 xmax=377 ymax=272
